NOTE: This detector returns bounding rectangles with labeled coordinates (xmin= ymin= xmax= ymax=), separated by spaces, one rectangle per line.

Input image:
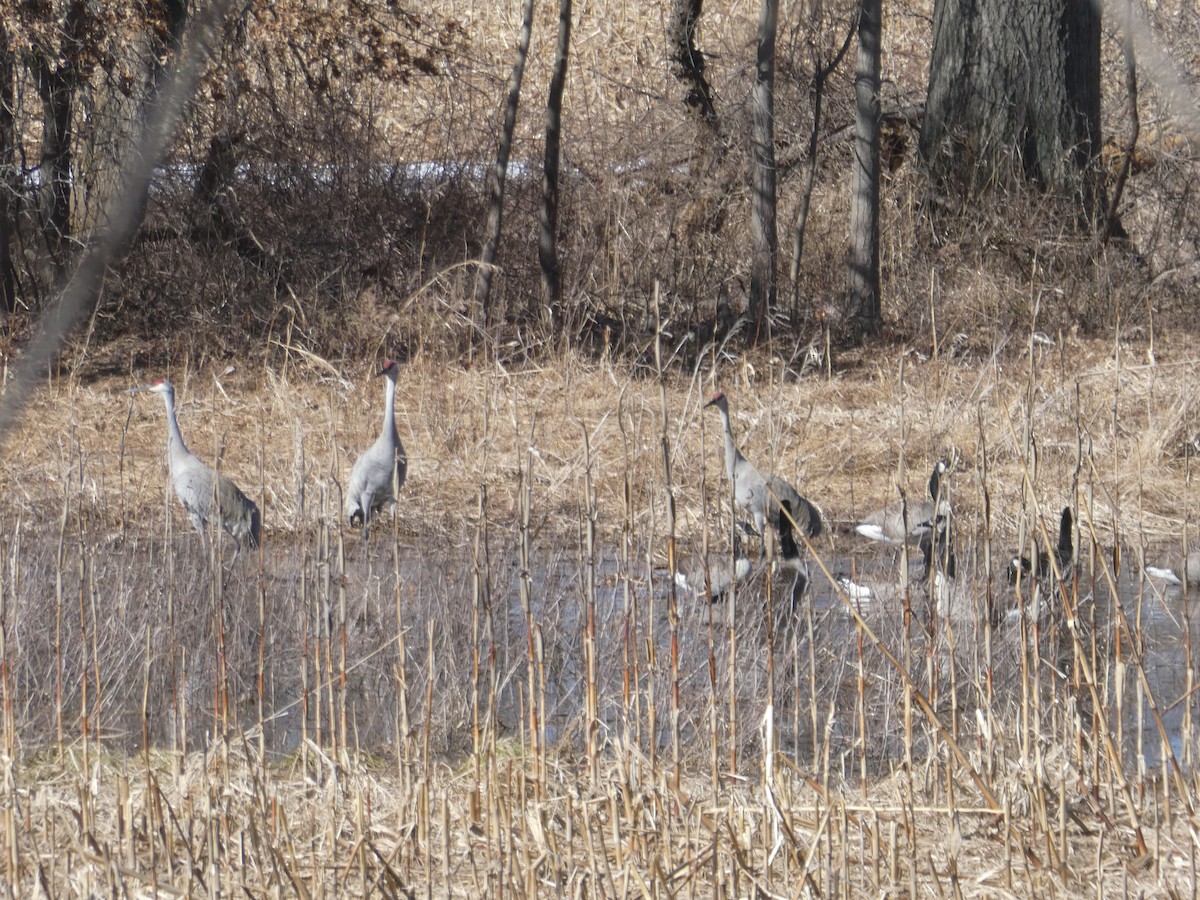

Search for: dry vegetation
xmin=4 ymin=0 xmax=1200 ymax=895
xmin=4 ymin=328 xmax=1200 ymax=894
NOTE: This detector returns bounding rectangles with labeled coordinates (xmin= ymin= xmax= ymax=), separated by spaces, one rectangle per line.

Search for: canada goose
xmin=677 ymin=500 xmax=808 ymax=606
xmin=1145 ymin=550 xmax=1200 ymax=588
xmin=675 ymin=535 xmax=753 ymax=601
xmin=1008 ymin=507 xmax=1074 ymax=585
xmin=705 ymin=393 xmax=823 ymax=550
xmin=855 ymin=460 xmax=951 ymax=545
xmin=838 ymin=515 xmax=956 ymax=611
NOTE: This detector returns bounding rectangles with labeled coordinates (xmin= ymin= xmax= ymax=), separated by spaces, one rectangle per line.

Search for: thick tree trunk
xmin=747 ymin=0 xmax=779 ymax=343
xmin=475 ymin=0 xmax=535 ymax=329
xmin=848 ymin=0 xmax=882 ymax=334
xmin=920 ymin=0 xmax=1103 ymax=214
xmin=537 ymin=0 xmax=572 ymax=334
xmin=667 ymin=0 xmax=717 ymax=129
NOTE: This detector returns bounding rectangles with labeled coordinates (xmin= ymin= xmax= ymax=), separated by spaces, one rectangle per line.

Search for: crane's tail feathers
xmin=774 ymin=496 xmax=822 ymax=542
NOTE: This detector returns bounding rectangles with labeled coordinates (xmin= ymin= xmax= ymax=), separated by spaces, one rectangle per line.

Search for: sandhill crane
xmin=704 ymin=393 xmax=823 ymax=554
xmin=855 ymin=460 xmax=951 ymax=544
xmin=1008 ymin=507 xmax=1074 ymax=585
xmin=1145 ymin=549 xmax=1200 ymax=588
xmin=136 ymin=378 xmax=261 ymax=559
xmin=345 ymin=359 xmax=407 ymax=535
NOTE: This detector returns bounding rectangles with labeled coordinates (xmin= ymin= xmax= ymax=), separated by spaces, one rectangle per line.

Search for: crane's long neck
xmin=380 ymin=376 xmax=397 ymax=439
xmin=717 ymin=407 xmax=738 ymax=482
xmin=160 ymin=392 xmax=190 ymax=470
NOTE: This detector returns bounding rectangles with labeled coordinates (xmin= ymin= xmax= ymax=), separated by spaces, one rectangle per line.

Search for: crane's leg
xmin=191 ymin=517 xmax=213 ymax=572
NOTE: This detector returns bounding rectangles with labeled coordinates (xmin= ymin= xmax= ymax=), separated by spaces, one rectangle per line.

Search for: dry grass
xmin=3 ymin=331 xmax=1200 ymax=893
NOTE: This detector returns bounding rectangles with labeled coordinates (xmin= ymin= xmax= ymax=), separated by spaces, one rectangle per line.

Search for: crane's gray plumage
xmin=855 ymin=460 xmax=951 ymax=544
xmin=140 ymin=378 xmax=261 ymax=558
xmin=346 ymin=359 xmax=407 ymax=534
xmin=705 ymin=393 xmax=823 ymax=549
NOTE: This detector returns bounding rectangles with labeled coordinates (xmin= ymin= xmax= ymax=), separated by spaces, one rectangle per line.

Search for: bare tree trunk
xmin=847 ymin=0 xmax=882 ymax=336
xmin=0 ymin=24 xmax=17 ymax=315
xmin=667 ymin=0 xmax=717 ymax=129
xmin=790 ymin=19 xmax=855 ymax=319
xmin=1104 ymin=0 xmax=1136 ymax=242
xmin=537 ymin=0 xmax=572 ymax=335
xmin=475 ymin=0 xmax=535 ymax=329
xmin=747 ymin=0 xmax=779 ymax=343
xmin=31 ymin=54 xmax=75 ymax=266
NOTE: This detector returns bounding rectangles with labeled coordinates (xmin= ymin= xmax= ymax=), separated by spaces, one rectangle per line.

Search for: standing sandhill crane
xmin=136 ymin=378 xmax=261 ymax=559
xmin=855 ymin=460 xmax=951 ymax=545
xmin=345 ymin=359 xmax=407 ymax=535
xmin=704 ymin=393 xmax=823 ymax=552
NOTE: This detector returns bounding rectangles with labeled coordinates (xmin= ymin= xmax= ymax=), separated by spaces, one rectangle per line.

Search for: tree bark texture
xmin=475 ymin=0 xmax=535 ymax=327
xmin=848 ymin=0 xmax=882 ymax=334
xmin=748 ymin=0 xmax=779 ymax=342
xmin=920 ymin=0 xmax=1102 ymax=206
xmin=667 ymin=0 xmax=717 ymax=128
xmin=32 ymin=54 xmax=74 ymax=264
xmin=537 ymin=0 xmax=572 ymax=333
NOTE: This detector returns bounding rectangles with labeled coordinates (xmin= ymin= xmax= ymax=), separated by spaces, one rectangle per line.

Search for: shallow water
xmin=4 ymin=517 xmax=1198 ymax=776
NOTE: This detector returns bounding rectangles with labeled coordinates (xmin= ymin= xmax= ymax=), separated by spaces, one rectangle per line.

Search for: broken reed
xmin=4 ymin=356 xmax=1200 ymax=893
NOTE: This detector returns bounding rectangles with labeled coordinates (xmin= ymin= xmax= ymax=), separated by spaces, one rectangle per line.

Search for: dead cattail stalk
xmin=653 ymin=283 xmax=682 ymax=789
xmin=581 ymin=425 xmax=600 ymax=782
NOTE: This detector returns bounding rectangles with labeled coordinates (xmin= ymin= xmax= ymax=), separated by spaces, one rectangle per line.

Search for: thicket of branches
xmin=2 ymin=0 xmax=1198 ymax=368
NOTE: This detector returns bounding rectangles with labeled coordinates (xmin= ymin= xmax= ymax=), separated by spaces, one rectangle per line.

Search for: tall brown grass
xmin=2 ymin=328 xmax=1200 ymax=892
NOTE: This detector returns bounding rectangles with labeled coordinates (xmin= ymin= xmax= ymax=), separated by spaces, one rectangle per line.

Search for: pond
xmin=2 ymin=514 xmax=1197 ymax=779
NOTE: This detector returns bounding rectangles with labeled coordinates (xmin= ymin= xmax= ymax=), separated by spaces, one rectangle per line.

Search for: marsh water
xmin=4 ymin=517 xmax=1198 ymax=777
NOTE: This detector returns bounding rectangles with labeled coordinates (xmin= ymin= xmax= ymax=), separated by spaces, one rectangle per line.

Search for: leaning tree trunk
xmin=667 ymin=0 xmax=718 ymax=130
xmin=747 ymin=0 xmax=779 ymax=343
xmin=847 ymin=0 xmax=882 ymax=335
xmin=475 ymin=0 xmax=535 ymax=329
xmin=920 ymin=0 xmax=1103 ymax=216
xmin=536 ymin=0 xmax=572 ymax=335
